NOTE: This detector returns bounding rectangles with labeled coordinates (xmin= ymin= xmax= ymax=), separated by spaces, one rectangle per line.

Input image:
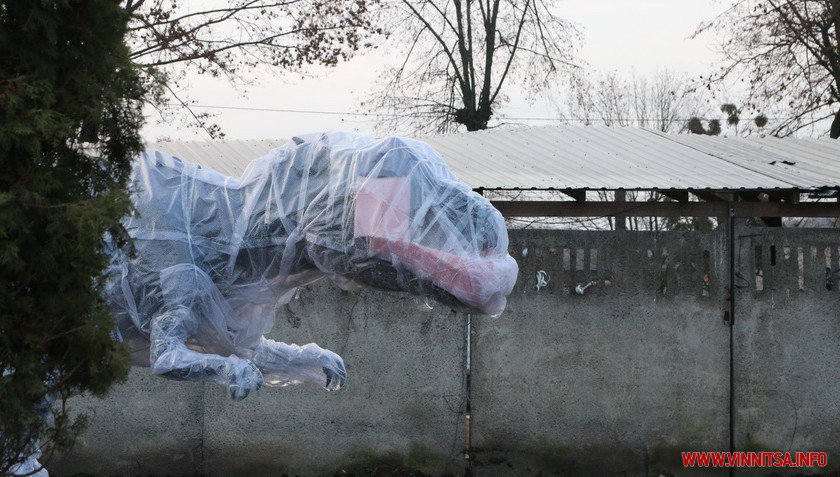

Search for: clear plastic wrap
xmin=104 ymin=131 xmax=517 ymax=399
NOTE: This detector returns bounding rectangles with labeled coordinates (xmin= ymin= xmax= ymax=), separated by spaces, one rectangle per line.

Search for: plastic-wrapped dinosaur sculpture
xmin=104 ymin=131 xmax=518 ymax=401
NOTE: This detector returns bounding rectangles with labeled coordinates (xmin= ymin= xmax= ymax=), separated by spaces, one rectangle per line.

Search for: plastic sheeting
xmin=104 ymin=131 xmax=517 ymax=399
xmin=9 ymin=452 xmax=48 ymax=477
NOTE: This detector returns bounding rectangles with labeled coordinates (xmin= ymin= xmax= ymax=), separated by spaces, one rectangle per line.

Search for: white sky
xmin=142 ymin=0 xmax=725 ymax=142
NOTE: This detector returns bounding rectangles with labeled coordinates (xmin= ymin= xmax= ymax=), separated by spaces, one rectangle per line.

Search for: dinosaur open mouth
xmin=365 ymin=237 xmax=516 ymax=316
xmin=306 ymin=239 xmax=516 ymax=316
xmin=316 ymin=173 xmax=518 ymax=315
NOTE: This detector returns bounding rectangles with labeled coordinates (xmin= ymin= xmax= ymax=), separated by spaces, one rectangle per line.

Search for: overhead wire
xmin=166 ymin=103 xmax=807 ymax=123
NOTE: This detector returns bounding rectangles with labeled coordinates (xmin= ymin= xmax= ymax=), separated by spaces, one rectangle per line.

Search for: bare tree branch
xmin=566 ymin=69 xmax=713 ymax=134
xmin=696 ymin=0 xmax=840 ymax=137
xmin=370 ymin=0 xmax=581 ymax=133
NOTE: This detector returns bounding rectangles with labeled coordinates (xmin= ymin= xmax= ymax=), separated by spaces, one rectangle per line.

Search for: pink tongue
xmin=367 ymin=237 xmax=516 ymax=315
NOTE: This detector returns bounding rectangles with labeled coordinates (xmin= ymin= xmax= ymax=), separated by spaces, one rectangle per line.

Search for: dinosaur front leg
xmin=252 ymin=337 xmax=346 ymax=391
xmin=149 ymin=306 xmax=264 ymax=401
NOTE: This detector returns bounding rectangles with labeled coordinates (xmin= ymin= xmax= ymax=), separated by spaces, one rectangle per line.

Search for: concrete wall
xmin=734 ymin=228 xmax=840 ymax=476
xmin=471 ymin=229 xmax=731 ymax=477
xmin=49 ymin=227 xmax=840 ymax=476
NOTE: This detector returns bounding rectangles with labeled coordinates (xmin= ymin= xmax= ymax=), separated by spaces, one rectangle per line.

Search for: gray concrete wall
xmin=52 ymin=286 xmax=467 ymax=476
xmin=49 ymin=227 xmax=840 ymax=476
xmin=734 ymin=229 xmax=840 ymax=477
xmin=471 ymin=229 xmax=731 ymax=477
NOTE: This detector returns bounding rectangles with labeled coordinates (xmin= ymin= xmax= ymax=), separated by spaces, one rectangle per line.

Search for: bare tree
xmin=369 ymin=0 xmax=582 ymax=134
xmin=566 ymin=69 xmax=709 ymax=133
xmin=563 ymin=70 xmax=720 ymax=231
xmin=694 ymin=0 xmax=840 ymax=137
xmin=126 ymin=1 xmax=381 ymax=78
xmin=124 ymin=0 xmax=384 ymax=136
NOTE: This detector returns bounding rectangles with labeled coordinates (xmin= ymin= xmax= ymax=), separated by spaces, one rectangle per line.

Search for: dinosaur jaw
xmin=366 ymin=238 xmax=518 ymax=316
xmin=305 ymin=240 xmax=518 ymax=316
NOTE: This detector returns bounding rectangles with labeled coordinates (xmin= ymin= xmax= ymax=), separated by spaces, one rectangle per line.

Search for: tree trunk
xmin=455 ymin=104 xmax=493 ymax=131
xmin=831 ymin=109 xmax=840 ymax=138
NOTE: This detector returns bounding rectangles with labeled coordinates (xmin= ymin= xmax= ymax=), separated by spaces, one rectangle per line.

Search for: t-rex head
xmin=287 ymin=132 xmax=518 ymax=316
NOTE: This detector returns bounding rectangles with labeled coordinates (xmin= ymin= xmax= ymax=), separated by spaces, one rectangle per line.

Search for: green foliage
xmin=687 ymin=117 xmax=721 ymax=136
xmin=707 ymin=119 xmax=722 ymax=136
xmin=721 ymin=103 xmax=740 ymax=127
xmin=0 ymin=0 xmax=144 ymax=471
xmin=689 ymin=103 xmax=769 ymax=136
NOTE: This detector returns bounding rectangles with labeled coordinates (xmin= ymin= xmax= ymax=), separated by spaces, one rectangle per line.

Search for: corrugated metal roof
xmin=648 ymin=132 xmax=840 ymax=189
xmin=146 ymin=139 xmax=289 ymax=178
xmin=148 ymin=125 xmax=840 ymax=191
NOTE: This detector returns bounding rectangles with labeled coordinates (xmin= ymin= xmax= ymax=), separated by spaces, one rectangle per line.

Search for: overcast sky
xmin=142 ymin=0 xmax=725 ymax=142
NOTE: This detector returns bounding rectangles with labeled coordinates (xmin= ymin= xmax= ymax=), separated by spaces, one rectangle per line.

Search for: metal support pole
xmin=727 ymin=203 xmax=736 ymax=477
xmin=464 ymin=313 xmax=472 ymax=476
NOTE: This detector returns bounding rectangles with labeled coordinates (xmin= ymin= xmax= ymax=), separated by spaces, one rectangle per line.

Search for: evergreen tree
xmin=0 ymin=0 xmax=144 ymax=471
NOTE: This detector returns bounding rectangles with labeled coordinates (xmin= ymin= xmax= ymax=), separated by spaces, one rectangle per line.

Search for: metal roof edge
xmin=642 ymin=128 xmax=803 ymax=189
